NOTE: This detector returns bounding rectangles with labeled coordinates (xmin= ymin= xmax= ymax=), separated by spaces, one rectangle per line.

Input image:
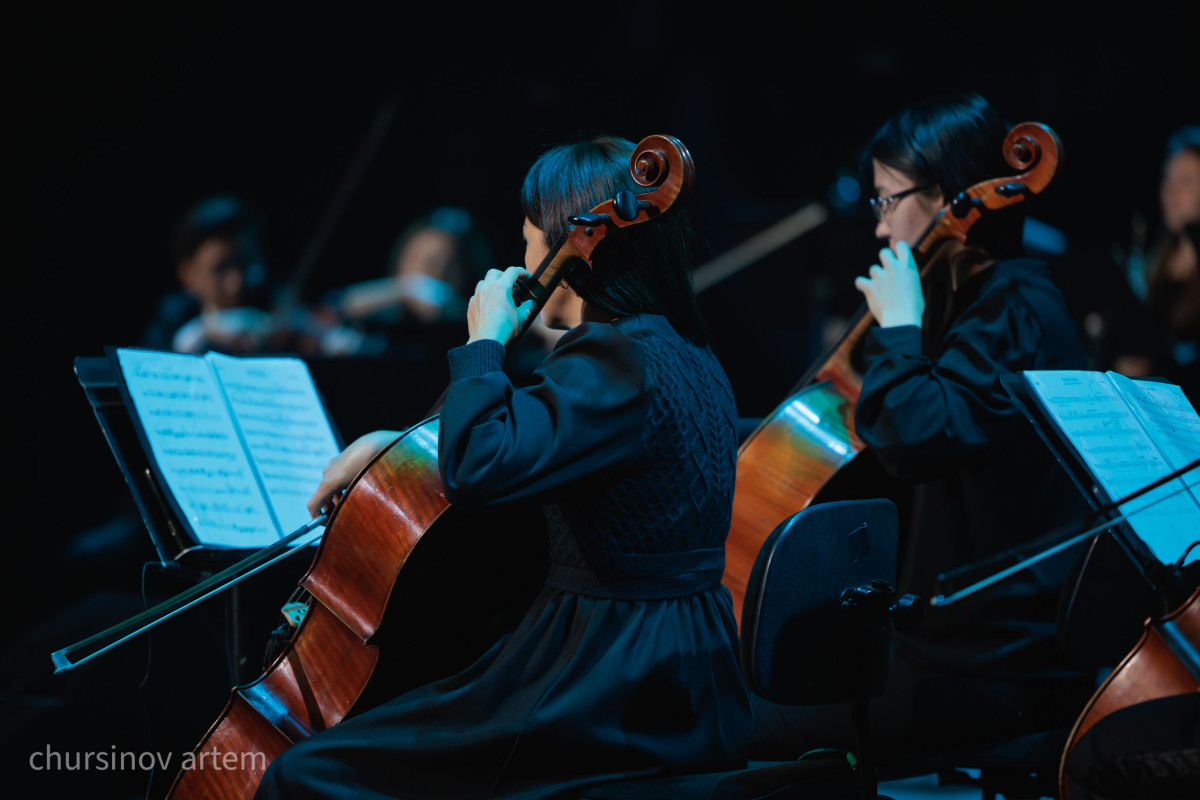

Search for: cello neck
xmin=791 ymin=303 xmax=874 ymax=399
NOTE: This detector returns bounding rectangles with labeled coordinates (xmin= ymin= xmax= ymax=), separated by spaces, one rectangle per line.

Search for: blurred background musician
xmin=1141 ymin=126 xmax=1200 ymax=403
xmin=306 ymin=205 xmax=486 ymax=359
xmin=142 ymin=194 xmax=274 ymax=355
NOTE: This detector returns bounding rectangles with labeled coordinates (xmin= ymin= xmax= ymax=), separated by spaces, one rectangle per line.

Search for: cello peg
xmin=612 ymin=190 xmax=649 ymax=222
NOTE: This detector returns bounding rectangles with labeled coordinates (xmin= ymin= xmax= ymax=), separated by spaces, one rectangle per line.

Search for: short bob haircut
xmin=520 ymin=135 xmax=708 ymax=344
xmin=861 ymin=92 xmax=1024 ymax=256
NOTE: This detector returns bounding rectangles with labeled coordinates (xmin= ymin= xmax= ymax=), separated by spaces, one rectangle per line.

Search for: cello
xmin=722 ymin=121 xmax=1064 ymax=622
xmin=1058 ymin=582 xmax=1200 ymax=797
xmin=924 ymin=459 xmax=1200 ymax=796
xmin=162 ymin=134 xmax=696 ymax=799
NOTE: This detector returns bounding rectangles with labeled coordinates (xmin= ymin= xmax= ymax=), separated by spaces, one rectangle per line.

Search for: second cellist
xmin=745 ymin=92 xmax=1097 ymax=764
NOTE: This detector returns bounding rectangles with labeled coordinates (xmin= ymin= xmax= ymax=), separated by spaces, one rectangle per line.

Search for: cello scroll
xmin=513 ymin=135 xmax=695 ymax=309
xmin=917 ymin=121 xmax=1062 ymax=256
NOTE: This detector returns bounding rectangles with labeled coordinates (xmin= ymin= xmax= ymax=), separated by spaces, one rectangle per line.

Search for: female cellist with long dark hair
xmin=253 ymin=134 xmax=753 ymax=799
xmin=749 ymin=92 xmax=1097 ymax=762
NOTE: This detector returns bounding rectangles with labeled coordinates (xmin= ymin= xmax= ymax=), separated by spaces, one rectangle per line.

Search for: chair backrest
xmin=739 ymin=498 xmax=898 ymax=706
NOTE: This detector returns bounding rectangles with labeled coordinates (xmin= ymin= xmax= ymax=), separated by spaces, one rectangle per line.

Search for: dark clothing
xmin=256 ymin=314 xmax=751 ymax=799
xmin=141 ymin=289 xmax=200 ymax=351
xmin=752 ymin=257 xmax=1094 ymax=759
xmin=1065 ymin=693 xmax=1200 ymax=800
xmin=857 ymin=257 xmax=1090 ymax=674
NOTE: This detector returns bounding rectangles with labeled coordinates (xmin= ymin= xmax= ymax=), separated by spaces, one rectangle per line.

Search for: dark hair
xmin=387 ymin=206 xmax=494 ymax=294
xmin=1165 ymin=126 xmax=1200 ymax=163
xmin=171 ymin=195 xmax=267 ymax=289
xmin=520 ymin=135 xmax=708 ymax=343
xmin=861 ymin=92 xmax=1023 ymax=255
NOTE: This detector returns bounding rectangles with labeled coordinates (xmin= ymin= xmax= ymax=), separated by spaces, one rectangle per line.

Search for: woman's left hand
xmin=307 ymin=430 xmax=400 ymax=517
xmin=854 ymin=240 xmax=925 ymax=328
xmin=467 ymin=266 xmax=537 ymax=346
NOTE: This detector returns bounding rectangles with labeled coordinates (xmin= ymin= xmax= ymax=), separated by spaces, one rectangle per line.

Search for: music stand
xmin=76 ymin=356 xmax=194 ymax=567
xmin=74 ymin=355 xmax=305 ymax=681
xmin=999 ymin=373 xmax=1198 ymax=643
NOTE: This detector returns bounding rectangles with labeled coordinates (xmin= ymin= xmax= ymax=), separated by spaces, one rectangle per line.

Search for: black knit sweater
xmin=439 ymin=314 xmax=739 ymax=583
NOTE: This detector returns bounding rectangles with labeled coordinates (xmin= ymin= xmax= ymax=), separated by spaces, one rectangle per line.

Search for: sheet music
xmin=205 ymin=353 xmax=341 ymax=539
xmin=1025 ymin=370 xmax=1200 ymax=566
xmin=115 ymin=349 xmax=279 ymax=548
xmin=1108 ymin=373 xmax=1200 ymax=472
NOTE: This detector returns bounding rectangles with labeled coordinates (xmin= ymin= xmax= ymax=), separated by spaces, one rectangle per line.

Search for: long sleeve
xmin=437 ymin=322 xmax=652 ymax=511
xmin=855 ymin=262 xmax=1068 ymax=483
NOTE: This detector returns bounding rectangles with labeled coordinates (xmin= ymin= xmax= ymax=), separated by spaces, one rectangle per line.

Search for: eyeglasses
xmin=869 ymin=185 xmax=933 ymax=221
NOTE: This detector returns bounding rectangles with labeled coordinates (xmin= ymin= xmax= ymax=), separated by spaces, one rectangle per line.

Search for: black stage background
xmin=2 ymin=1 xmax=1197 ymax=795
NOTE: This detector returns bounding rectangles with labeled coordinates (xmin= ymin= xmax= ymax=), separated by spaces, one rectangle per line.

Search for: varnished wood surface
xmin=1059 ymin=586 xmax=1200 ymax=798
xmin=167 ymin=418 xmax=547 ymax=798
xmin=724 ymin=383 xmax=862 ymax=623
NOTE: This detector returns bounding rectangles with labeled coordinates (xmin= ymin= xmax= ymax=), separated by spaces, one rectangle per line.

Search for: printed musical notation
xmin=116 ymin=349 xmax=341 ymax=549
xmin=1025 ymin=370 xmax=1200 ymax=566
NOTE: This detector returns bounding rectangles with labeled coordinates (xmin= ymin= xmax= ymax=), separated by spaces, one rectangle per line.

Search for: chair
xmin=582 ymin=498 xmax=914 ymax=800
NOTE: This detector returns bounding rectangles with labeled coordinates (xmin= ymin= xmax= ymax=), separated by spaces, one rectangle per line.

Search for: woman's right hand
xmin=854 ymin=240 xmax=925 ymax=328
xmin=307 ymin=430 xmax=401 ymax=517
xmin=467 ymin=267 xmax=536 ymax=347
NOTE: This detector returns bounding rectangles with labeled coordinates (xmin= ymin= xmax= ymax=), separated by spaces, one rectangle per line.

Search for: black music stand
xmin=76 ymin=356 xmax=193 ymax=567
xmin=75 ymin=355 xmax=277 ymax=682
xmin=1000 ymin=373 xmax=1197 ymax=653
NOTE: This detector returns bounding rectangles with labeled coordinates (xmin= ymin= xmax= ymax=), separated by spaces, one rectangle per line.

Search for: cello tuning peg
xmin=568 ymin=212 xmax=610 ymax=232
xmin=612 ymin=190 xmax=649 ymax=222
xmin=951 ymin=192 xmax=983 ymax=219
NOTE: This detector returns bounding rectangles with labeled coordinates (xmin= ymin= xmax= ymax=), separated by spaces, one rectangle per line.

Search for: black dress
xmin=752 ymin=257 xmax=1097 ymax=759
xmin=255 ymin=314 xmax=752 ymax=799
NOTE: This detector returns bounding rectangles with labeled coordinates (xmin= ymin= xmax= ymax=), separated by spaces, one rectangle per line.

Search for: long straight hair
xmin=520 ymin=135 xmax=709 ymax=344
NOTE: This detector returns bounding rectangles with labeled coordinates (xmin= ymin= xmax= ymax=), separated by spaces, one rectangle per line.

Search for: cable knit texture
xmin=440 ymin=314 xmax=739 ymax=580
xmin=555 ymin=315 xmax=738 ymax=573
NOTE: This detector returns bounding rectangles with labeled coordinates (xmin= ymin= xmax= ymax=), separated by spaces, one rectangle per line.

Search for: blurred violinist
xmin=312 ymin=205 xmax=564 ymax=371
xmin=311 ymin=206 xmax=487 ymax=358
xmin=751 ymin=93 xmax=1096 ymax=762
xmin=142 ymin=194 xmax=275 ymax=354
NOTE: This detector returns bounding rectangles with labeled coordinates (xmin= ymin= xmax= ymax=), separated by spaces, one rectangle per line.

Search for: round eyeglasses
xmin=869 ymin=185 xmax=933 ymax=221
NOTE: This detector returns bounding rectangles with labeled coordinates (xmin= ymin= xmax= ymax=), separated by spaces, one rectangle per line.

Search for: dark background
xmin=2 ymin=1 xmax=1197 ymax=794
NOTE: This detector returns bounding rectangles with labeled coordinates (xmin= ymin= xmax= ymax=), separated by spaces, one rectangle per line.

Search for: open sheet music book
xmin=1023 ymin=370 xmax=1200 ymax=567
xmin=113 ymin=348 xmax=342 ymax=550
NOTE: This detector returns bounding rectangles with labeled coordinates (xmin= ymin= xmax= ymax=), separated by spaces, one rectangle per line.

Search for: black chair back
xmin=740 ymin=498 xmax=898 ymax=706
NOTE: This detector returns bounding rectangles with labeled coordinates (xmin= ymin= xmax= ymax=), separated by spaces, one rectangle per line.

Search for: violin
xmin=162 ymin=135 xmax=696 ymax=799
xmin=721 ymin=122 xmax=1063 ymax=623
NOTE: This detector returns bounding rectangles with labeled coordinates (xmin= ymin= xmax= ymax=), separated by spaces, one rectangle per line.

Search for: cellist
xmin=255 ymin=135 xmax=752 ymax=799
xmin=751 ymin=93 xmax=1097 ymax=761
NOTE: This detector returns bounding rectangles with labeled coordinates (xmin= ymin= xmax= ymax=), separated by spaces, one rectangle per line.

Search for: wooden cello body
xmin=167 ymin=418 xmax=547 ymax=797
xmin=165 ymin=135 xmax=696 ymax=799
xmin=1058 ymin=584 xmax=1200 ymax=798
xmin=721 ymin=122 xmax=1064 ymax=622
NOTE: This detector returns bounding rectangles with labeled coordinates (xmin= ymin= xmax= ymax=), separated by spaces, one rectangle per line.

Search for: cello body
xmin=1059 ymin=584 xmax=1200 ymax=798
xmin=725 ymin=381 xmax=862 ymax=621
xmin=168 ymin=418 xmax=546 ymax=798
